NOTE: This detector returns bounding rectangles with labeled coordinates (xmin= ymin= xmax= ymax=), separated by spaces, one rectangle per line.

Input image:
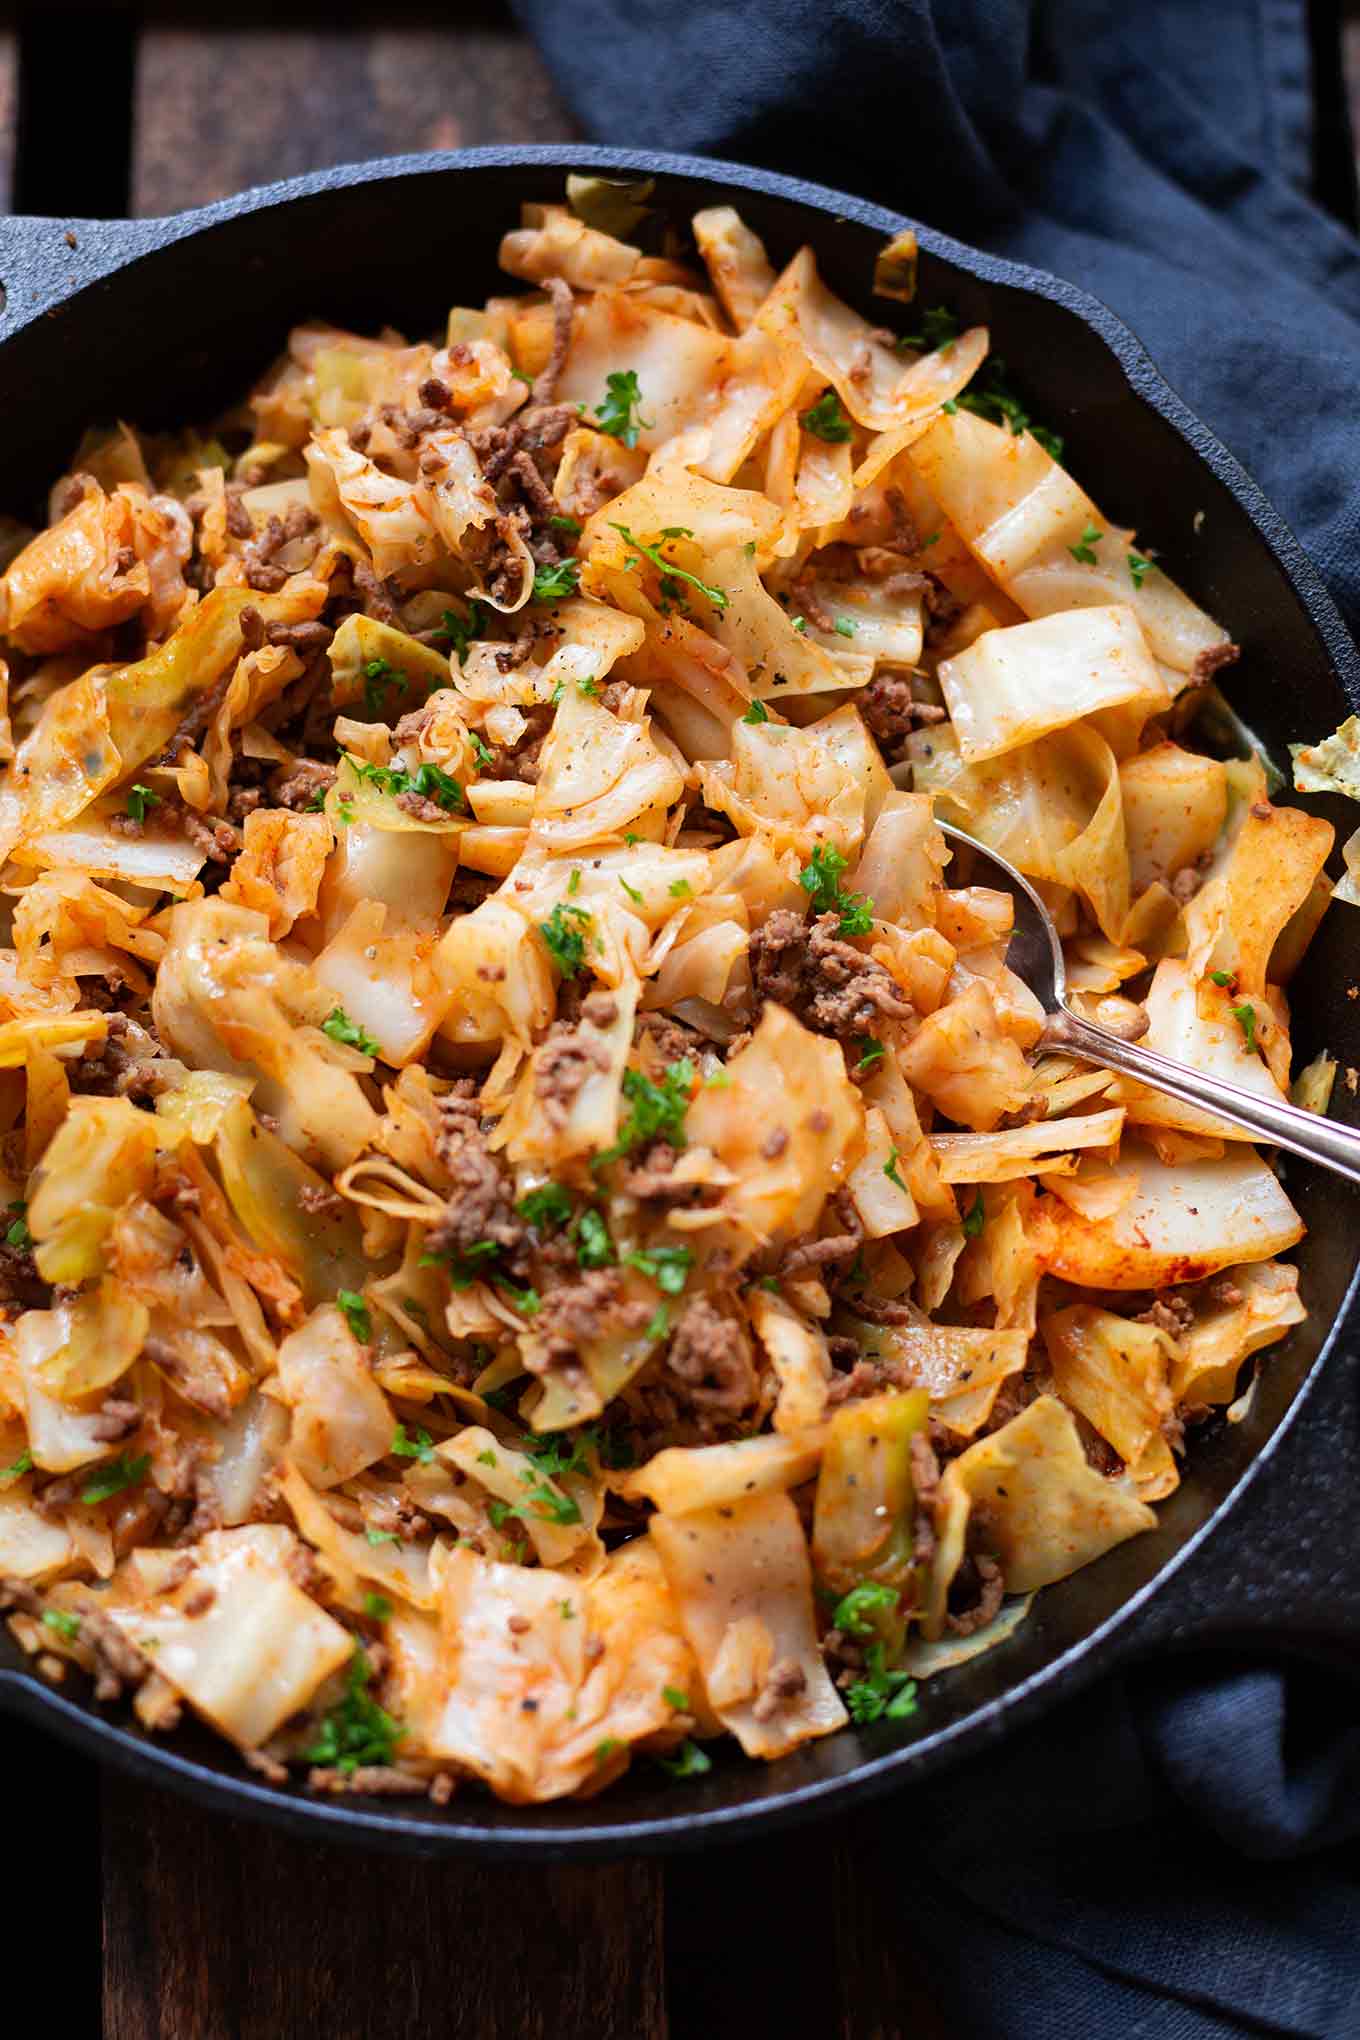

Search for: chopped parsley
xmin=538 ymin=901 xmax=594 ymax=977
xmin=832 ymin=1582 xmax=900 ymax=1636
xmin=0 ymin=1448 xmax=32 ymax=1482
xmin=420 ymin=1237 xmax=500 ymax=1290
xmin=42 ymin=1609 xmax=81 ymax=1641
xmin=592 ymin=369 xmax=652 ymax=448
xmin=1210 ymin=969 xmax=1236 ymax=988
xmin=578 ymin=674 xmax=599 ymax=697
xmin=757 ymin=1274 xmax=781 ymax=1294
xmin=845 ymin=1650 xmax=919 ymax=1725
xmin=595 ymin=1059 xmax=695 ymax=1165
xmin=618 ymin=875 xmax=644 ymax=905
xmin=532 ymin=558 xmax=580 ymax=602
xmin=609 ymin=522 xmax=729 ymax=613
xmin=663 ymin=1685 xmax=691 ymax=1711
xmin=801 ymin=388 xmax=853 ymax=443
xmin=791 ymin=614 xmax=807 ymax=632
xmin=1127 ymin=551 xmax=1153 ymax=590
xmin=519 ymin=1182 xmax=573 ymax=1230
xmin=950 ymin=357 xmax=1064 ymax=461
xmin=391 ymin=1425 xmax=435 ymax=1463
xmin=742 ymin=699 xmax=770 ymax=725
xmin=497 ymin=1281 xmax=542 ymax=1316
xmin=624 ymin=1243 xmax=694 ymax=1295
xmin=560 ymin=1599 xmax=576 ymax=1619
xmin=322 ymin=1007 xmax=380 ymax=1057
xmin=798 ymin=843 xmax=874 ymax=937
xmin=834 ymin=617 xmax=857 ymax=638
xmin=433 ymin=599 xmax=488 ymax=664
xmin=594 ymin=1738 xmax=622 ymax=1766
xmin=517 ymin=1478 xmax=582 ymax=1526
xmin=336 ymin=1289 xmax=372 ymax=1340
xmin=549 ymin=512 xmax=583 ymax=536
xmin=80 ymin=1454 xmax=150 ymax=1506
xmin=897 ymin=304 xmax=960 ymax=353
xmin=668 ymin=878 xmax=693 ymax=897
xmin=568 ymin=867 xmax=582 ymax=895
xmin=363 ymin=1593 xmax=392 ymax=1622
xmin=476 ymin=1448 xmax=498 ymax=1467
xmin=961 ymin=1191 xmax=986 ymax=1239
xmin=1069 ymin=521 xmax=1103 ymax=565
xmin=1232 ymin=1002 xmax=1258 ymax=1052
xmin=856 ymin=1039 xmax=885 ymax=1072
xmin=365 ymin=1528 xmax=401 ymax=1548
xmin=303 ymin=1645 xmax=404 ymax=1774
xmin=573 ymin=1207 xmax=614 ymax=1270
xmin=470 ymin=730 xmax=495 ymax=770
xmin=126 ymin=783 xmax=161 ymax=823
xmin=5 ymin=1200 xmax=30 ymax=1249
xmin=345 ymin=753 xmax=464 ymax=813
xmin=645 ymin=1303 xmax=670 ymax=1341
xmin=655 ymin=1738 xmax=712 ymax=1779
xmin=362 ymin=655 xmax=408 ymax=717
xmin=883 ymin=1150 xmax=908 ymax=1192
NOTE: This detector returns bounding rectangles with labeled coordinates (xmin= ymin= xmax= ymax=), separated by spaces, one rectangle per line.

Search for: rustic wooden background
xmin=1 ymin=5 xmax=1357 ymax=2035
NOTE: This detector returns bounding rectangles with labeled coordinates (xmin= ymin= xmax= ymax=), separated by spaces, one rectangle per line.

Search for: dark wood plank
xmin=664 ymin=1827 xmax=840 ymax=2039
xmin=832 ymin=1815 xmax=957 ymax=2040
xmin=101 ymin=1769 xmax=666 ymax=2040
xmin=131 ymin=16 xmax=579 ymax=218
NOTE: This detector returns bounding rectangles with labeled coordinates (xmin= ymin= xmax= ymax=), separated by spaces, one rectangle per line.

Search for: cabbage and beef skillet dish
xmin=0 ymin=184 xmax=1344 ymax=1807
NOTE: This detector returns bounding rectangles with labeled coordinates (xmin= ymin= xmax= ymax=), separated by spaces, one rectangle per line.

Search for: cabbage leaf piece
xmin=106 ymin=1524 xmax=354 ymax=1748
xmin=650 ymin=1490 xmax=847 ymax=1759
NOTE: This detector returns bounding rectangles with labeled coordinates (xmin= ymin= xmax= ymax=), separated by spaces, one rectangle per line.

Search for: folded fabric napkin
xmin=515 ymin=3 xmax=1360 ymax=2030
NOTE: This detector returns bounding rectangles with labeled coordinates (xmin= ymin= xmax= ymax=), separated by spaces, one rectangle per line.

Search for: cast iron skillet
xmin=0 ymin=144 xmax=1358 ymax=1860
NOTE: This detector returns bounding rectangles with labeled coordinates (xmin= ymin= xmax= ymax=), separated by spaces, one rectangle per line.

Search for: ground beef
xmin=1 ymin=1577 xmax=152 ymax=1701
xmin=748 ymin=910 xmax=914 ymax=1039
xmin=1135 ymin=1295 xmax=1196 ymax=1337
xmin=0 ymin=1238 xmax=49 ymax=1308
xmin=68 ymin=1014 xmax=172 ymax=1102
xmin=425 ymin=1084 xmax=526 ymax=1264
xmin=351 ymin=557 xmax=401 ymax=625
xmin=532 ymin=276 xmax=575 ymax=403
xmin=776 ymin=1193 xmax=863 ymax=1282
xmin=664 ymin=1295 xmax=758 ymax=1414
xmin=89 ymin=1397 xmax=142 ymax=1442
xmin=530 ymin=1270 xmax=650 ymax=1376
xmin=1191 ymin=641 xmax=1241 ymax=686
xmin=394 ymin=789 xmax=449 ymax=823
xmin=858 ymin=671 xmax=947 ymax=762
xmin=298 ymin=1183 xmax=343 ymax=1218
xmin=945 ymin=1553 xmax=1004 ymax=1637
xmin=241 ymin=503 xmax=319 ymax=592
xmin=271 ymin=758 xmax=336 ymax=811
xmin=486 ymin=705 xmax=552 ymax=783
xmin=750 ymin=1658 xmax=808 ymax=1724
xmin=535 ymin=1022 xmax=611 ymax=1130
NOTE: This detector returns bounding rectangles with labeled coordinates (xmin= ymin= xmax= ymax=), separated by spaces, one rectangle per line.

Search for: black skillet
xmin=0 ymin=144 xmax=1358 ymax=1859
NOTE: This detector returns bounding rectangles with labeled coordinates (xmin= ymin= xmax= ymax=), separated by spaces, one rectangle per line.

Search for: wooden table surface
xmin=3 ymin=9 xmax=1357 ymax=2035
xmin=0 ymin=9 xmax=958 ymax=2035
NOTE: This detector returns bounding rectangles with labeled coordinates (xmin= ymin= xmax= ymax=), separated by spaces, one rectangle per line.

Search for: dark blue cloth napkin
xmin=515 ymin=4 xmax=1360 ymax=2031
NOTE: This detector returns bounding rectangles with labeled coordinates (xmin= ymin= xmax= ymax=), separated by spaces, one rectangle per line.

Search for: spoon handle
xmin=1047 ymin=1008 xmax=1360 ymax=1188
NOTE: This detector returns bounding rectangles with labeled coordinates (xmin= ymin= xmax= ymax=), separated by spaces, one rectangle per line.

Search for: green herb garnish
xmin=391 ymin=1425 xmax=435 ymax=1463
xmin=322 ymin=1007 xmax=380 ymax=1057
xmin=303 ymin=1646 xmax=404 ymax=1774
xmin=609 ymin=522 xmax=728 ymax=613
xmin=80 ymin=1454 xmax=150 ymax=1506
xmin=433 ymin=599 xmax=487 ymax=664
xmin=5 ymin=1201 xmax=30 ymax=1249
xmin=624 ymin=1244 xmax=693 ymax=1295
xmin=573 ymin=1207 xmax=614 ymax=1269
xmin=519 ymin=1182 xmax=573 ymax=1230
xmin=1127 ymin=551 xmax=1153 ymax=590
xmin=856 ymin=1039 xmax=885 ymax=1072
xmin=592 ymin=369 xmax=652 ymax=448
xmin=798 ymin=843 xmax=874 ymax=937
xmin=961 ymin=1191 xmax=986 ymax=1239
xmin=1069 ymin=521 xmax=1102 ymax=565
xmin=742 ymin=699 xmax=770 ymax=725
xmin=801 ymin=388 xmax=853 ymax=443
xmin=883 ymin=1150 xmax=908 ymax=1192
xmin=362 ymin=655 xmax=408 ymax=717
xmin=655 ymin=1738 xmax=712 ymax=1779
xmin=533 ymin=559 xmax=580 ymax=602
xmin=1232 ymin=1002 xmax=1258 ymax=1052
xmin=595 ymin=1059 xmax=695 ymax=1165
xmin=336 ymin=1289 xmax=372 ymax=1341
xmin=538 ymin=902 xmax=594 ymax=977
xmin=42 ymin=1609 xmax=81 ymax=1641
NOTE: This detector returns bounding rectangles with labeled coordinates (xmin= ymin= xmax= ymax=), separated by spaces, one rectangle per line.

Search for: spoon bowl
xmin=937 ymin=820 xmax=1360 ymax=1187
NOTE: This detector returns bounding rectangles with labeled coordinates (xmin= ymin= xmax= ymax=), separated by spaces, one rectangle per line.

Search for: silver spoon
xmin=938 ymin=819 xmax=1360 ymax=1187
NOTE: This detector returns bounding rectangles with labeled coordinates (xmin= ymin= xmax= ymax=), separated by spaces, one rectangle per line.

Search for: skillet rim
xmin=0 ymin=141 xmax=1356 ymax=1858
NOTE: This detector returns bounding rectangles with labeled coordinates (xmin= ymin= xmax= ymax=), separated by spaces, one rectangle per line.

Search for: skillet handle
xmin=1119 ymin=1335 xmax=1360 ymax=1664
xmin=0 ymin=213 xmax=163 ymax=336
